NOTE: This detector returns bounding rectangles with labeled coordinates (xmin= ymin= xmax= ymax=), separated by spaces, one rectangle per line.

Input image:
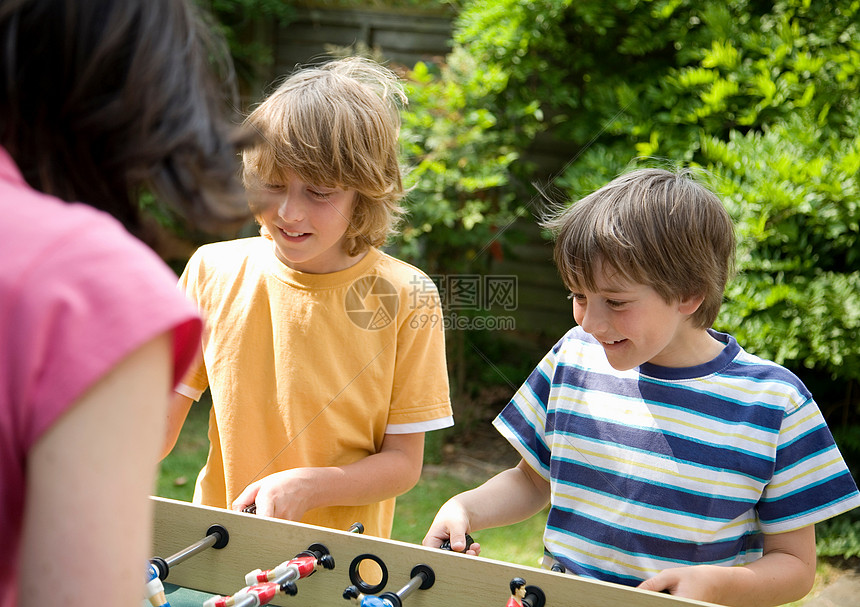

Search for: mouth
xmin=279 ymin=228 xmax=309 ymax=239
xmin=600 ymin=338 xmax=627 ymax=347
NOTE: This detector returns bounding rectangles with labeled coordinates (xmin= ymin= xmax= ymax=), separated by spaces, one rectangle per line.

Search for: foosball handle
xmin=523 ymin=585 xmax=546 ymax=607
xmin=439 ymin=534 xmax=474 ymax=553
xmin=302 ymin=543 xmax=336 ymax=573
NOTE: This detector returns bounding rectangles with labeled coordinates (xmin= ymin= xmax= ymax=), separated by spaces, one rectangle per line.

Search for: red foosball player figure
xmin=244 ymin=552 xmax=318 ymax=585
xmin=204 ymin=581 xmax=292 ymax=607
xmin=507 ymin=578 xmax=527 ymax=607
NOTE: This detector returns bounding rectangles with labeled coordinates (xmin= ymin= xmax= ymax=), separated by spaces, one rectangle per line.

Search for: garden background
xmin=154 ymin=1 xmax=860 ymax=603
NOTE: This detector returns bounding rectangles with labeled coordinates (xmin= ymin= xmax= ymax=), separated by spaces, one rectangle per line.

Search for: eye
xmin=605 ymin=299 xmax=626 ymax=309
xmin=263 ymin=183 xmax=285 ymax=192
xmin=308 ymin=187 xmax=337 ymax=201
xmin=567 ymin=292 xmax=586 ymax=303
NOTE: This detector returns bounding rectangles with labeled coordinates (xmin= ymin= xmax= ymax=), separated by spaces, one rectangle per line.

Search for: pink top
xmin=0 ymin=146 xmax=202 ymax=599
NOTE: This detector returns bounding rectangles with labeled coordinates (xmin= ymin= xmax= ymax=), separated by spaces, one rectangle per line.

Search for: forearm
xmin=162 ymin=391 xmax=193 ymax=459
xmin=453 ymin=460 xmax=550 ymax=532
xmin=423 ymin=459 xmax=549 ymax=552
xmin=733 ymin=550 xmax=816 ymax=607
xmin=234 ymin=432 xmax=425 ymax=519
xmin=638 ymin=526 xmax=817 ymax=606
xmin=290 ymin=444 xmax=423 ymax=509
xmin=726 ymin=526 xmax=817 ymax=607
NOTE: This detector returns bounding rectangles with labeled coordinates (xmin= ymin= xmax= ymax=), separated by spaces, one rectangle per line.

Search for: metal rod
xmin=392 ymin=574 xmax=424 ymax=602
xmin=164 ymin=531 xmax=219 ymax=568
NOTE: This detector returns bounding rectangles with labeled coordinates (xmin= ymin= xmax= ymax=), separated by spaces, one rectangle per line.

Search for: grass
xmin=156 ymin=395 xmax=210 ymax=501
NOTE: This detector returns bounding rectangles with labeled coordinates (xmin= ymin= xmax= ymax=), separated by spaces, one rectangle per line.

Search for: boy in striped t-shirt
xmin=423 ymin=168 xmax=860 ymax=606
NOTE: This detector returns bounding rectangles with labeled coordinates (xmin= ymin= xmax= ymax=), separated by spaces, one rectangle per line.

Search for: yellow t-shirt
xmin=177 ymin=238 xmax=453 ymax=537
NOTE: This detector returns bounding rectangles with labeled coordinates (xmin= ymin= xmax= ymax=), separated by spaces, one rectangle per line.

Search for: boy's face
xmin=250 ymin=171 xmax=359 ymax=274
xmin=570 ymin=263 xmax=717 ymax=370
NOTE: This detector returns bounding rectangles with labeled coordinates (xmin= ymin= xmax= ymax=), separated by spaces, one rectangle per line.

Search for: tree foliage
xmin=191 ymin=0 xmax=860 ymax=428
xmin=397 ymin=50 xmax=541 ymax=275
xmin=196 ymin=0 xmax=297 ymax=87
xmin=393 ymin=0 xmax=860 ymax=432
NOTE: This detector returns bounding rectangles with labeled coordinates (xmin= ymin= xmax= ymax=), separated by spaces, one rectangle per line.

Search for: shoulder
xmin=0 ymin=147 xmax=194 ymax=337
xmin=372 ymin=250 xmax=437 ymax=290
xmin=189 ymin=237 xmax=266 ymax=267
xmin=0 ymin=182 xmax=199 ymax=447
xmin=718 ymin=332 xmax=813 ymax=405
xmin=365 ymin=250 xmax=441 ymax=313
xmin=183 ymin=237 xmax=270 ymax=282
xmin=551 ymin=326 xmax=604 ymax=364
xmin=2 ymin=198 xmax=178 ymax=298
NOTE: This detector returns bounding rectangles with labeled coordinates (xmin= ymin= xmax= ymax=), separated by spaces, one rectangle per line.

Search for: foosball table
xmin=146 ymin=497 xmax=714 ymax=607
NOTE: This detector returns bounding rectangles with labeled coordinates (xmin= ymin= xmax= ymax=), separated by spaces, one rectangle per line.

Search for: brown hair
xmin=543 ymin=167 xmax=736 ymax=328
xmin=243 ymin=57 xmax=407 ymax=256
xmin=0 ymin=0 xmax=249 ymax=233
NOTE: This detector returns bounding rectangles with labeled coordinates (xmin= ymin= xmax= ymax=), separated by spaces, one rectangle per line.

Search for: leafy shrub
xmin=441 ymin=0 xmax=860 ymax=398
xmin=704 ymin=117 xmax=860 ymax=383
xmin=396 ymin=48 xmax=541 ymax=276
xmin=816 ymin=511 xmax=860 ymax=559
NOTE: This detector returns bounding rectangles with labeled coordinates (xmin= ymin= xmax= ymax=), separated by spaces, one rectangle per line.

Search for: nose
xmin=575 ymin=300 xmax=608 ymax=335
xmin=277 ymin=190 xmax=304 ymax=222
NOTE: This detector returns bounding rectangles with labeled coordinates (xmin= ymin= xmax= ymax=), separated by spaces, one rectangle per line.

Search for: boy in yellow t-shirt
xmin=164 ymin=57 xmax=453 ymax=538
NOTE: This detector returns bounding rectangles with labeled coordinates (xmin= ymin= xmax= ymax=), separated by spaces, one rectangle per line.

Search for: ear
xmin=678 ymin=294 xmax=705 ymax=316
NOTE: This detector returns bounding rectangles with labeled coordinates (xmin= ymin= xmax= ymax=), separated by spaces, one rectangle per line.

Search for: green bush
xmin=433 ymin=0 xmax=860 ymax=419
xmin=816 ymin=511 xmax=860 ymax=559
xmin=705 ymin=117 xmax=860 ymax=383
xmin=397 ymin=49 xmax=540 ymax=276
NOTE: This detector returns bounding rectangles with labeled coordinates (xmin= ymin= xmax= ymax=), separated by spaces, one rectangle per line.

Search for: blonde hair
xmin=543 ymin=167 xmax=736 ymax=328
xmin=242 ymin=57 xmax=407 ymax=256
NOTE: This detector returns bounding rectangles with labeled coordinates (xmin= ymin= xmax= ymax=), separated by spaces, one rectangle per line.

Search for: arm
xmin=232 ymin=432 xmax=426 ymax=520
xmin=637 ymin=525 xmax=817 ymax=606
xmin=162 ymin=391 xmax=194 ymax=459
xmin=422 ymin=459 xmax=550 ymax=554
xmin=19 ymin=333 xmax=172 ymax=607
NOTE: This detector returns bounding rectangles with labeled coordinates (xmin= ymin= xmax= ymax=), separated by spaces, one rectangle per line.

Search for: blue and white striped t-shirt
xmin=494 ymin=327 xmax=860 ymax=587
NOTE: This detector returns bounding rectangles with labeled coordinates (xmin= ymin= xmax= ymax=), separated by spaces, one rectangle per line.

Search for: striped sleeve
xmin=759 ymin=396 xmax=860 ymax=531
xmin=493 ymin=339 xmax=561 ymax=481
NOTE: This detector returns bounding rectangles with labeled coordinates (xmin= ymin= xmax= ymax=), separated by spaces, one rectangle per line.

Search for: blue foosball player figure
xmin=144 ymin=563 xmax=171 ymax=607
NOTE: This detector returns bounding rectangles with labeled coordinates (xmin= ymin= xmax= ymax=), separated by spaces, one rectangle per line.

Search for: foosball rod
xmin=150 ymin=524 xmax=229 ymax=580
xmin=209 ymin=544 xmax=335 ymax=607
xmin=376 ymin=564 xmax=435 ymax=607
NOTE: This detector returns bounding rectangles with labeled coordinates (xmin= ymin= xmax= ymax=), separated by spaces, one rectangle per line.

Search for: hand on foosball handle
xmin=439 ymin=533 xmax=475 ymax=553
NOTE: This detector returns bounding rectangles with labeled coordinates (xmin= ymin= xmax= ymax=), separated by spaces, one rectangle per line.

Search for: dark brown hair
xmin=543 ymin=167 xmax=736 ymax=328
xmin=0 ymin=0 xmax=249 ymax=232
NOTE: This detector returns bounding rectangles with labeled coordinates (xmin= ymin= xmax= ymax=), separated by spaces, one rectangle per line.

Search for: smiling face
xmin=570 ymin=262 xmax=723 ymax=370
xmin=249 ymin=172 xmax=361 ymax=274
